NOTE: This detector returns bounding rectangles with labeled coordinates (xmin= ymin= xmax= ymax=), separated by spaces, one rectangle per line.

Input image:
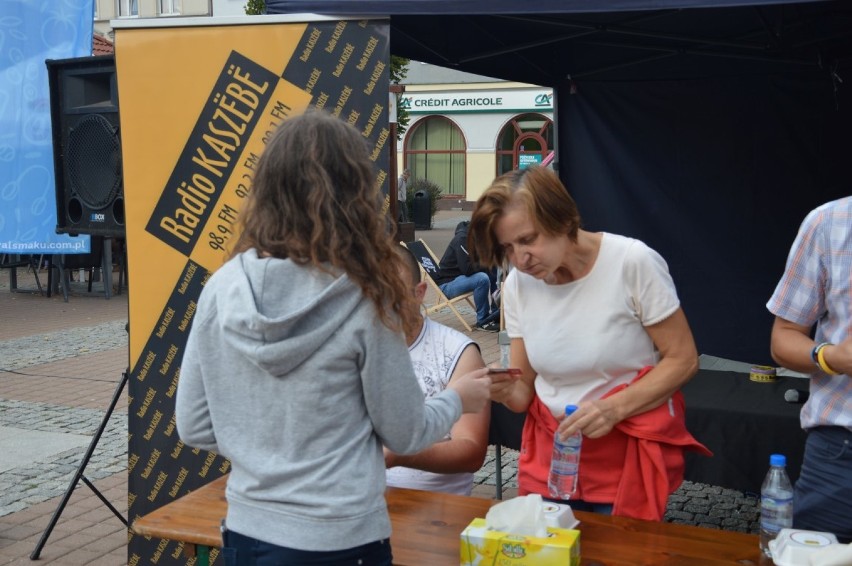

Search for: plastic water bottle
xmin=759 ymin=453 xmax=794 ymax=558
xmin=547 ymin=405 xmax=582 ymax=500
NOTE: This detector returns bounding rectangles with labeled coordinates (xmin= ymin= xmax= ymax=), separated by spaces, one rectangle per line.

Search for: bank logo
xmin=535 ymin=93 xmax=553 ymax=107
xmin=399 ymin=96 xmax=412 ymax=109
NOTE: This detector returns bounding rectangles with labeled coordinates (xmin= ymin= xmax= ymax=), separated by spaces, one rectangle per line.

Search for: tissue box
xmin=460 ymin=518 xmax=580 ymax=565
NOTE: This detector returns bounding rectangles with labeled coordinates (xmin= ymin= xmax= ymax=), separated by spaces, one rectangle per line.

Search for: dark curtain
xmin=558 ymin=72 xmax=852 ymax=362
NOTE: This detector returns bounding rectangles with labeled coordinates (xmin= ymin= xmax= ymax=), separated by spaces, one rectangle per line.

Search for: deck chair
xmin=403 ymin=239 xmax=476 ymax=331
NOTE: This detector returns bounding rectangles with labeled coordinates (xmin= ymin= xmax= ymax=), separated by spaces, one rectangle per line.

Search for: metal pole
xmin=30 ymin=370 xmax=129 ymax=560
xmin=389 ymin=83 xmax=405 ymax=236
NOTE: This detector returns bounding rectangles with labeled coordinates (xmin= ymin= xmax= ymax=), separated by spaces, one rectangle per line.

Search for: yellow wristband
xmin=816 ymin=344 xmax=841 ymax=376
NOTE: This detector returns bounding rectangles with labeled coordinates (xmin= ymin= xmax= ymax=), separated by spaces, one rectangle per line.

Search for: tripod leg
xmin=30 ymin=370 xmax=129 ymax=560
xmin=80 ymin=476 xmax=128 ymax=525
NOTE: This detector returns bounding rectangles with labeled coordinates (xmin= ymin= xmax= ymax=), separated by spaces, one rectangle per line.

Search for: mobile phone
xmin=487 ymin=367 xmax=521 ymax=376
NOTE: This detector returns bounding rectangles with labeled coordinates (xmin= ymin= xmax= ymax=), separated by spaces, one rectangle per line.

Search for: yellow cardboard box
xmin=460 ymin=518 xmax=581 ymax=565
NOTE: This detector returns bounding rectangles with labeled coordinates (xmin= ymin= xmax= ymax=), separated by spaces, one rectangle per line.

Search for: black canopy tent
xmin=267 ymin=0 xmax=852 ymax=364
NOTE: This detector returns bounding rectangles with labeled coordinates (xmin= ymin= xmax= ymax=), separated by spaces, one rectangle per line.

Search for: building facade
xmin=399 ymin=63 xmax=553 ymax=207
xmin=94 ymin=0 xmax=211 ymax=38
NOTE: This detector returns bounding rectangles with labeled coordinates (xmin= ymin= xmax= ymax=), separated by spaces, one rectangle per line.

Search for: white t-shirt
xmin=504 ymin=233 xmax=680 ymax=417
xmin=385 ymin=317 xmax=477 ymax=495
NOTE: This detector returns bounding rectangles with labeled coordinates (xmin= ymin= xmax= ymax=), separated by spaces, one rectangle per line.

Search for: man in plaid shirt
xmin=767 ymin=196 xmax=852 ymax=543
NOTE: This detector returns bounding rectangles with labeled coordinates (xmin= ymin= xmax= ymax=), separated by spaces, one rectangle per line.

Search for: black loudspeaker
xmin=47 ymin=55 xmax=124 ymax=237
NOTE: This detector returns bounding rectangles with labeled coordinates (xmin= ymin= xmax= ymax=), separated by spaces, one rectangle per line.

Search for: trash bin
xmin=412 ymin=190 xmax=431 ymax=230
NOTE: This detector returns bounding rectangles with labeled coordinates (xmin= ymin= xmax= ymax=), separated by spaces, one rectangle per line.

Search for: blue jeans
xmin=793 ymin=426 xmax=852 ymax=543
xmin=439 ymin=272 xmax=491 ymax=325
xmin=222 ymin=529 xmax=393 ymax=566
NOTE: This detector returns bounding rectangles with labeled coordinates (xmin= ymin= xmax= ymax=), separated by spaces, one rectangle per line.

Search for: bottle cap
xmin=770 ymin=454 xmax=786 ymax=467
xmin=564 ymin=404 xmax=578 ymax=416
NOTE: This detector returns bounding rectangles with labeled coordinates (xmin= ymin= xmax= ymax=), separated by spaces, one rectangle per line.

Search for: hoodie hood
xmin=454 ymin=220 xmax=469 ymax=236
xmin=211 ymin=249 xmax=364 ymax=376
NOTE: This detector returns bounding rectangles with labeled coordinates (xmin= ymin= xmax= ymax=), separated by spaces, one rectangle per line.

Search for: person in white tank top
xmin=384 ymin=247 xmax=491 ymax=496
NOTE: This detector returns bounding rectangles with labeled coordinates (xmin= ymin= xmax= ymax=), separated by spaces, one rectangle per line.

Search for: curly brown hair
xmin=468 ymin=167 xmax=582 ymax=268
xmin=231 ymin=110 xmax=419 ymax=336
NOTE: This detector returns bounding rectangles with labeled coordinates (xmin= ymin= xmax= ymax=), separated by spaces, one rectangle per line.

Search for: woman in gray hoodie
xmin=176 ymin=111 xmax=491 ymax=565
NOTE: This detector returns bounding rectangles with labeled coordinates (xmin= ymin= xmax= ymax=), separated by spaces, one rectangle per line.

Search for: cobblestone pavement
xmin=0 ymin=396 xmax=126 ymax=518
xmin=0 ymin=271 xmax=130 ymax=564
xmin=0 ymin=320 xmax=127 ymax=371
xmin=0 ymin=312 xmax=127 ymax=519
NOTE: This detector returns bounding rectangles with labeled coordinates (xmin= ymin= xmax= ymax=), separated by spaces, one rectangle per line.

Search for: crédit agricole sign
xmin=401 ymin=89 xmax=553 ymax=114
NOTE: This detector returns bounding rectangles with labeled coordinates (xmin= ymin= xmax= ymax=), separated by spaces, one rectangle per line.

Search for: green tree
xmin=391 ymin=56 xmax=410 ymax=138
xmin=244 ymin=0 xmax=265 ymax=15
xmin=244 ymin=2 xmax=409 ymax=137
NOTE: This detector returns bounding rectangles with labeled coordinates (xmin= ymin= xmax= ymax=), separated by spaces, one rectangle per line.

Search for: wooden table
xmin=132 ymin=474 xmax=770 ymax=565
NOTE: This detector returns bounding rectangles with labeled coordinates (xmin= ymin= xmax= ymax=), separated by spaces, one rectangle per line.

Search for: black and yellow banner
xmin=115 ymin=18 xmax=390 ymax=564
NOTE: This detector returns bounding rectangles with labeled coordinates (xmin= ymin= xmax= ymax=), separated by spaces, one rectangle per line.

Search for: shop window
xmin=404 ymin=117 xmax=466 ymax=197
xmin=496 ymin=113 xmax=553 ymax=175
xmin=160 ymin=0 xmax=180 ymax=15
xmin=117 ymin=0 xmax=138 ymax=17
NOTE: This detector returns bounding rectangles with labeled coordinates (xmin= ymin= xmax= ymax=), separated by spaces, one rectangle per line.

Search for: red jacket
xmin=517 ymin=367 xmax=712 ymax=521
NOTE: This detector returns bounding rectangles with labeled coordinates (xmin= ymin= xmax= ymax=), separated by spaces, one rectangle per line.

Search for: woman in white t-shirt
xmin=467 ymin=166 xmax=708 ymax=520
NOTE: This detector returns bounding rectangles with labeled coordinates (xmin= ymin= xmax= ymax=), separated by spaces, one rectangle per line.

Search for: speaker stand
xmin=57 ymin=239 xmax=114 ymax=303
xmin=30 ymin=369 xmax=129 ymax=560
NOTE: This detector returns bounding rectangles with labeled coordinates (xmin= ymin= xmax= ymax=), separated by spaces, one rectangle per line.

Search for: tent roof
xmin=268 ymin=0 xmax=825 ymax=14
xmin=267 ymin=0 xmax=852 ymax=85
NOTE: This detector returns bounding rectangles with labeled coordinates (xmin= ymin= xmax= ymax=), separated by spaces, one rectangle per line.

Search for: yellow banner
xmin=116 ymin=18 xmax=390 ymax=564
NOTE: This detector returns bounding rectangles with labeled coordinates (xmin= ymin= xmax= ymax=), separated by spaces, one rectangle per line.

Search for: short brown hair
xmin=468 ymin=167 xmax=581 ymax=268
xmin=398 ymin=244 xmax=422 ymax=285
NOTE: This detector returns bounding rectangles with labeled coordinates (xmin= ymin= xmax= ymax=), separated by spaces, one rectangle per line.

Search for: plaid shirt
xmin=767 ymin=196 xmax=852 ymax=430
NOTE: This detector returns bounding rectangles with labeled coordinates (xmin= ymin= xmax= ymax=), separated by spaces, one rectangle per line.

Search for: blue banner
xmin=0 ymin=0 xmax=93 ymax=254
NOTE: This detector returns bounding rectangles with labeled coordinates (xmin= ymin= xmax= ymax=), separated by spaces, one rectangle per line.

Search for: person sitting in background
xmin=766 ymin=196 xmax=852 ymax=544
xmin=435 ymin=220 xmax=500 ymax=332
xmin=385 ymin=247 xmax=491 ymax=496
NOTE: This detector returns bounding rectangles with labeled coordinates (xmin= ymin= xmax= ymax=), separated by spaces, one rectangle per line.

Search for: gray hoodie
xmin=176 ymin=249 xmax=462 ymax=551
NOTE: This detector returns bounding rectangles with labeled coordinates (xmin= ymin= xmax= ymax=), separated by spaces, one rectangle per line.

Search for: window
xmin=405 ymin=117 xmax=466 ymax=198
xmin=496 ymin=113 xmax=554 ymax=175
xmin=117 ymin=0 xmax=138 ymax=17
xmin=160 ymin=0 xmax=181 ymax=15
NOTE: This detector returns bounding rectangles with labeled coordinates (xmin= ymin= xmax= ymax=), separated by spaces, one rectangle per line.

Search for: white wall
xmin=211 ymin=0 xmax=247 ymax=16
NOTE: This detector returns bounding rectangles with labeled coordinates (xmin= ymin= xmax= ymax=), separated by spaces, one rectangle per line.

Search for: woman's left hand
xmin=558 ymin=398 xmax=620 ymax=440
